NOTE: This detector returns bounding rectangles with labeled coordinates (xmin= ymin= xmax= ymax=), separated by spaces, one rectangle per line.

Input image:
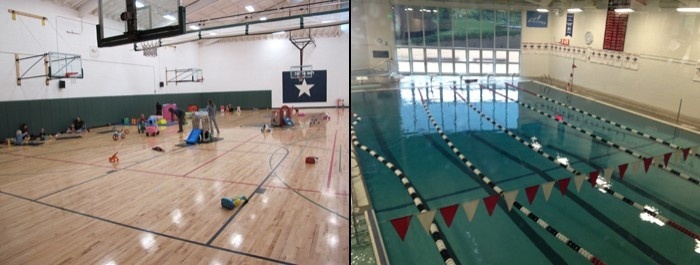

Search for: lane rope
xmin=508 ymin=83 xmax=699 ymax=160
xmin=351 ymin=113 xmax=458 ymax=265
xmin=480 ymin=84 xmax=700 ymax=187
xmin=416 ymin=88 xmax=605 ymax=265
xmin=452 ymin=88 xmax=700 ymax=241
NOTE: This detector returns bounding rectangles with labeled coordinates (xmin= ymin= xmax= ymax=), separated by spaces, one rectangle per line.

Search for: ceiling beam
xmin=78 ymin=0 xmax=98 ymax=18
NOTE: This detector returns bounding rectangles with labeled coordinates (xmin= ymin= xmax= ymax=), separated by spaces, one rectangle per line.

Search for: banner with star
xmin=282 ymin=70 xmax=327 ymax=103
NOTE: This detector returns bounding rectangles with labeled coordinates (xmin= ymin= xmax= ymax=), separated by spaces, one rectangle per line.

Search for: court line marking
xmin=0 ymin=191 xmax=296 ymax=265
xmin=206 ymin=146 xmax=289 ymax=245
xmin=325 ymin=130 xmax=338 ymax=191
xmin=184 ymin=133 xmax=260 ymax=176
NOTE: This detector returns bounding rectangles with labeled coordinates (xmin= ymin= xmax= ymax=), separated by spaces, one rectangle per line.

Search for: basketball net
xmin=66 ymin=72 xmax=78 ymax=84
xmin=141 ymin=40 xmax=159 ymax=57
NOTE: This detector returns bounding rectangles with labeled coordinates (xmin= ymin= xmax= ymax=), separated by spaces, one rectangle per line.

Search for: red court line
xmin=325 ymin=130 xmax=338 ymax=191
xmin=183 ymin=133 xmax=259 ymax=176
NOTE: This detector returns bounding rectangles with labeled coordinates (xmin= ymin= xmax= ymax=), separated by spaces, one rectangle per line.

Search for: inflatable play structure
xmin=186 ymin=111 xmax=213 ymax=144
xmin=271 ymin=105 xmax=294 ymax=127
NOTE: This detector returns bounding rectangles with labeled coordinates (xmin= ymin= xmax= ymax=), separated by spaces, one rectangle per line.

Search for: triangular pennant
xmin=631 ymin=161 xmax=640 ymax=174
xmin=643 ymin=157 xmax=653 ymax=173
xmin=504 ymin=190 xmax=519 ymax=211
xmin=604 ymin=168 xmax=613 ymax=182
xmin=483 ymin=194 xmax=500 ymax=216
xmin=542 ymin=182 xmax=555 ymax=202
xmin=525 ymin=185 xmax=539 ymax=205
xmin=558 ymin=178 xmax=571 ymax=196
xmin=588 ymin=171 xmax=599 ymax=187
xmin=618 ymin=163 xmax=628 ymax=180
xmin=682 ymin=148 xmax=691 ymax=161
xmin=417 ymin=211 xmax=436 ymax=234
xmin=654 ymin=155 xmax=664 ymax=167
xmin=663 ymin=152 xmax=672 ymax=167
xmin=673 ymin=149 xmax=681 ymax=163
xmin=462 ymin=200 xmax=479 ymax=222
xmin=390 ymin=216 xmax=412 ymax=241
xmin=574 ymin=174 xmax=585 ymax=192
xmin=439 ymin=205 xmax=459 ymax=227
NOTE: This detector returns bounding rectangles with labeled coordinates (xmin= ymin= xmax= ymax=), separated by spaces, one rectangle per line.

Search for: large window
xmin=394 ymin=6 xmax=521 ymax=76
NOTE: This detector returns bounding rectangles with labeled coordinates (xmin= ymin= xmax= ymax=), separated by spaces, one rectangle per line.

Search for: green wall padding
xmin=0 ymin=90 xmax=271 ymax=139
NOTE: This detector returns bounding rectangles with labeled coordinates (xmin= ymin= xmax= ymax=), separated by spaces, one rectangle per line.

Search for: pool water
xmin=351 ymin=79 xmax=700 ymax=265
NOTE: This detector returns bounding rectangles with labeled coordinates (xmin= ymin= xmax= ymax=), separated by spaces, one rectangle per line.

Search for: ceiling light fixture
xmin=677 ymin=7 xmax=700 ymax=12
xmin=245 ymin=5 xmax=254 ymax=12
xmin=163 ymin=15 xmax=176 ymax=21
xmin=536 ymin=8 xmax=549 ymax=12
xmin=614 ymin=8 xmax=634 ymax=13
xmin=135 ymin=1 xmax=145 ymax=8
xmin=259 ymin=17 xmax=267 ymax=21
xmin=189 ymin=25 xmax=200 ymax=30
xmin=567 ymin=8 xmax=583 ymax=13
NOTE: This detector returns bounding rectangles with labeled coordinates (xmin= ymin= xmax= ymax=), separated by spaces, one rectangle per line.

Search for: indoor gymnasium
xmin=351 ymin=0 xmax=700 ymax=264
xmin=0 ymin=0 xmax=349 ymax=264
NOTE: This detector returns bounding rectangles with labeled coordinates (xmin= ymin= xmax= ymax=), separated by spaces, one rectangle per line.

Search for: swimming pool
xmin=351 ymin=78 xmax=700 ymax=264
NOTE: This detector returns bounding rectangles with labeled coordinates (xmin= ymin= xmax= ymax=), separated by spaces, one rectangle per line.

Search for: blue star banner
xmin=282 ymin=70 xmax=327 ymax=103
xmin=565 ymin=13 xmax=574 ymax=37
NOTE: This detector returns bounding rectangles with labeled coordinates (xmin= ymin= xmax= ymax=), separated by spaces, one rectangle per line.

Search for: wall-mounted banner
xmin=565 ymin=13 xmax=574 ymax=37
xmin=526 ymin=11 xmax=548 ymax=28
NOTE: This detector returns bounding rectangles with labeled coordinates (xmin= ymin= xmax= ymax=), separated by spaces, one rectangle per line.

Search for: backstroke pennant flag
xmin=440 ymin=204 xmax=459 ymax=227
xmin=483 ymin=194 xmax=500 ymax=216
xmin=525 ymin=185 xmax=539 ymax=205
xmin=588 ymin=170 xmax=599 ymax=187
xmin=417 ymin=211 xmax=436 ymax=234
xmin=574 ymin=174 xmax=585 ymax=192
xmin=663 ymin=152 xmax=672 ymax=167
xmin=643 ymin=157 xmax=653 ymax=173
xmin=618 ymin=163 xmax=629 ymax=180
xmin=462 ymin=199 xmax=479 ymax=222
xmin=503 ymin=190 xmax=519 ymax=211
xmin=558 ymin=178 xmax=571 ymax=196
xmin=390 ymin=215 xmax=412 ymax=241
xmin=542 ymin=181 xmax=555 ymax=201
xmin=282 ymin=70 xmax=327 ymax=103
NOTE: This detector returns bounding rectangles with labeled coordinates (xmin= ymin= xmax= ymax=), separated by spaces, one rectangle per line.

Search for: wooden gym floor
xmin=0 ymin=108 xmax=349 ymax=264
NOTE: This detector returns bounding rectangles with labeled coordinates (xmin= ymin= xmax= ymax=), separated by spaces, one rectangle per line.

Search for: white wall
xmin=520 ymin=11 xmax=553 ymax=77
xmin=351 ymin=0 xmax=395 ymax=71
xmin=522 ymin=9 xmax=700 ymax=120
xmin=1 ymin=0 xmax=348 ymax=108
xmin=0 ymin=0 xmax=204 ymax=101
xmin=199 ymin=30 xmax=349 ymax=108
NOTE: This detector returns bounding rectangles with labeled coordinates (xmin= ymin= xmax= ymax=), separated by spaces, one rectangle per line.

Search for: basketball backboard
xmin=97 ymin=0 xmax=185 ymax=47
xmin=290 ymin=65 xmax=313 ymax=80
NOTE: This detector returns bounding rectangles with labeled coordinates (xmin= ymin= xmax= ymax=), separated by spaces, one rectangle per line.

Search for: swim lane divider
xmin=415 ymin=89 xmax=605 ymax=265
xmin=506 ymin=83 xmax=699 ymax=161
xmin=480 ymin=84 xmax=700 ymax=187
xmin=452 ymin=88 xmax=700 ymax=242
xmin=351 ymin=113 xmax=458 ymax=265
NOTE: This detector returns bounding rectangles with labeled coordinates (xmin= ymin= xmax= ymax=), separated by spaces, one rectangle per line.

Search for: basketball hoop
xmin=66 ymin=72 xmax=78 ymax=84
xmin=141 ymin=40 xmax=159 ymax=57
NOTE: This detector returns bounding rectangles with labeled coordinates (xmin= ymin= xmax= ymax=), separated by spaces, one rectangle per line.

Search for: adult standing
xmin=168 ymin=107 xmax=186 ymax=133
xmin=206 ymin=99 xmax=220 ymax=135
xmin=156 ymin=101 xmax=163 ymax=115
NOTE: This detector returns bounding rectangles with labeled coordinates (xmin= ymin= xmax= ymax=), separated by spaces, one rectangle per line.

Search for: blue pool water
xmin=351 ymin=79 xmax=700 ymax=265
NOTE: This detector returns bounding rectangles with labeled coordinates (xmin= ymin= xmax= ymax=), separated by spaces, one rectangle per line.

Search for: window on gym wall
xmin=393 ymin=5 xmax=521 ymax=76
